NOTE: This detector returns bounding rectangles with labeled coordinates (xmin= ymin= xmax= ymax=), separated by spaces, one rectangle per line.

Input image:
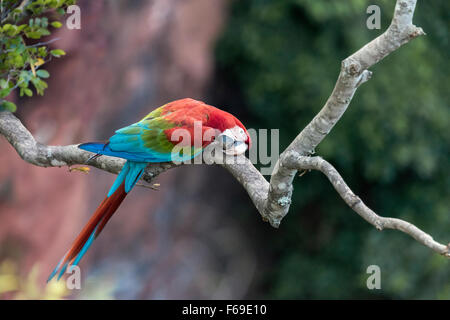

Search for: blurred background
xmin=0 ymin=0 xmax=448 ymax=299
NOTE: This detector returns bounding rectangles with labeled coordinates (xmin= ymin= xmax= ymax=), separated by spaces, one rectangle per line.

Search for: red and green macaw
xmin=47 ymin=98 xmax=251 ymax=281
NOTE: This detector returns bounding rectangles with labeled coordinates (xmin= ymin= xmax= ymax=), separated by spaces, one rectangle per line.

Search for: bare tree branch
xmin=0 ymin=0 xmax=448 ymax=257
xmin=264 ymin=0 xmax=425 ymax=227
xmin=282 ymin=152 xmax=450 ymax=257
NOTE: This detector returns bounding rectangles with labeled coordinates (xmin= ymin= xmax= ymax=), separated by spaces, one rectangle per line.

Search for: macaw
xmin=47 ymin=98 xmax=251 ymax=282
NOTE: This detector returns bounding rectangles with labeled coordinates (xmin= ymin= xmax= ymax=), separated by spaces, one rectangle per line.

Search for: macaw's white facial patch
xmin=224 ymin=140 xmax=248 ymax=155
xmin=220 ymin=126 xmax=247 ymax=141
xmin=231 ymin=125 xmax=247 ymax=142
xmin=218 ymin=126 xmax=249 ymax=156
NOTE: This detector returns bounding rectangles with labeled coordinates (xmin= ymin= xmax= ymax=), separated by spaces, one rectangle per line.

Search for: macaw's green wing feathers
xmin=109 ymin=120 xmax=176 ymax=162
xmin=138 ymin=103 xmax=166 ymax=122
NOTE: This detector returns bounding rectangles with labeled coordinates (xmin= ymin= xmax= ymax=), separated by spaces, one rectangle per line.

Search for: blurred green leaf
xmin=36 ymin=69 xmax=49 ymax=78
xmin=50 ymin=49 xmax=66 ymax=57
xmin=51 ymin=21 xmax=63 ymax=28
xmin=1 ymin=101 xmax=17 ymax=112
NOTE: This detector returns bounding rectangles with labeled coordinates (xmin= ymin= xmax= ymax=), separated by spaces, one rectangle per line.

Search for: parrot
xmin=47 ymin=98 xmax=251 ymax=282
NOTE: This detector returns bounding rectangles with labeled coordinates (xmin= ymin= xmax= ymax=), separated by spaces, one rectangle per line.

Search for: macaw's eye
xmin=218 ymin=134 xmax=235 ymax=149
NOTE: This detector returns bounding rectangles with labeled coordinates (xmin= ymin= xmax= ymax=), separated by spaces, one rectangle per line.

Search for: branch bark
xmin=0 ymin=0 xmax=448 ymax=257
xmin=282 ymin=152 xmax=450 ymax=257
xmin=264 ymin=0 xmax=425 ymax=227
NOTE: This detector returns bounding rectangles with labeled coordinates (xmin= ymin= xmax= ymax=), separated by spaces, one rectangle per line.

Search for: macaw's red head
xmin=206 ymin=107 xmax=252 ymax=156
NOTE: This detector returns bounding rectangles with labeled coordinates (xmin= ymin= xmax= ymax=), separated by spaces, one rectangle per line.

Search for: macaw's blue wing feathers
xmin=47 ymin=160 xmax=147 ymax=282
xmin=78 ymin=142 xmax=108 ymax=154
xmin=79 ymin=141 xmax=175 ymax=163
xmin=79 ymin=142 xmax=152 ymax=162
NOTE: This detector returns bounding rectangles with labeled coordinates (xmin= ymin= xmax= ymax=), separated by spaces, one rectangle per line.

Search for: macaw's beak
xmin=218 ymin=132 xmax=248 ymax=156
xmin=223 ymin=140 xmax=248 ymax=155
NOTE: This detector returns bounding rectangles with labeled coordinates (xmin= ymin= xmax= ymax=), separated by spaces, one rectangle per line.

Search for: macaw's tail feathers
xmin=47 ymin=161 xmax=147 ymax=282
xmin=47 ymin=184 xmax=127 ymax=282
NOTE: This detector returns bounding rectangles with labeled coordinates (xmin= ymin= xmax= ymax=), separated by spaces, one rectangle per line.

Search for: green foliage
xmin=0 ymin=0 xmax=75 ymax=112
xmin=216 ymin=0 xmax=449 ymax=299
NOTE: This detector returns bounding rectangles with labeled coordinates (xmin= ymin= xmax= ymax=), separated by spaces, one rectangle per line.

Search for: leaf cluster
xmin=0 ymin=0 xmax=75 ymax=111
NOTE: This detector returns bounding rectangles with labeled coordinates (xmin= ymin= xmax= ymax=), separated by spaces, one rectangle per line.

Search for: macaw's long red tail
xmin=47 ymin=160 xmax=147 ymax=282
xmin=47 ymin=183 xmax=128 ymax=282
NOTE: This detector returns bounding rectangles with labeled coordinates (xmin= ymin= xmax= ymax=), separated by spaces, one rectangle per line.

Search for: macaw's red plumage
xmin=48 ymin=98 xmax=251 ymax=281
